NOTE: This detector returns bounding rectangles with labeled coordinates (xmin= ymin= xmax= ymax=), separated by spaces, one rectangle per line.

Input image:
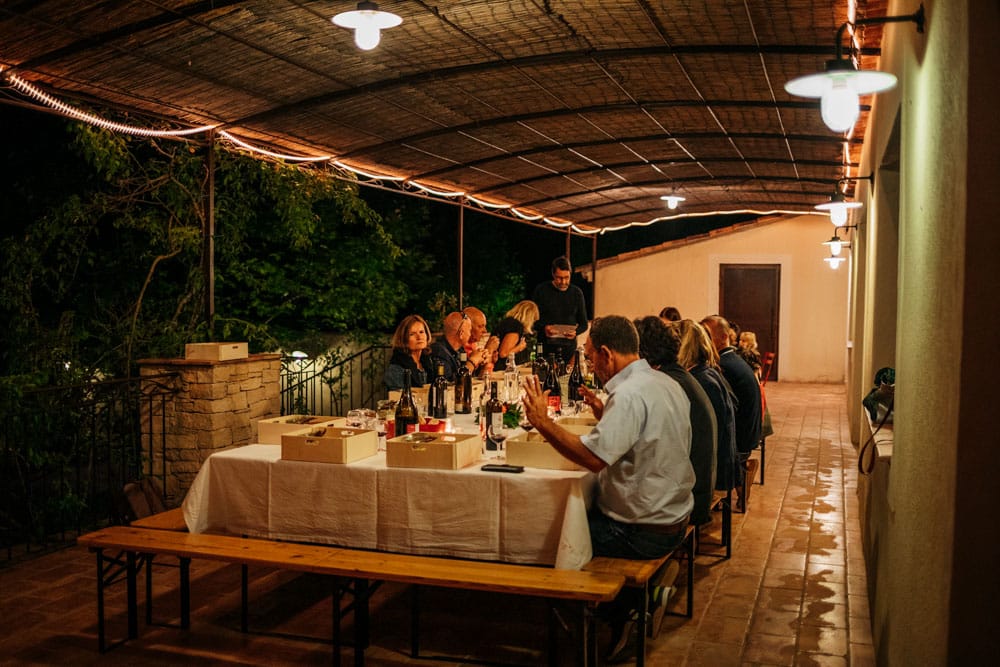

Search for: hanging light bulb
xmin=332 ymin=1 xmax=402 ymax=51
xmin=815 ymin=190 xmax=861 ymax=226
xmin=660 ymin=194 xmax=685 ymax=210
xmin=821 ymin=79 xmax=861 ymax=132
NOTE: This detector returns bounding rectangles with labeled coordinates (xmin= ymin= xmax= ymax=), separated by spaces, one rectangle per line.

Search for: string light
xmin=2 ymin=68 xmax=217 ymax=137
xmin=405 ymin=181 xmax=465 ymax=198
xmin=331 ymin=160 xmax=406 ymax=181
xmin=219 ymin=130 xmax=331 ymax=162
xmin=2 ymin=67 xmax=824 ymax=237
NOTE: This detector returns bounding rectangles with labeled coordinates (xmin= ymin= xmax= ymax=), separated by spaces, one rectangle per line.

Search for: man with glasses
xmin=522 ymin=315 xmax=693 ymax=662
xmin=531 ymin=256 xmax=589 ymax=364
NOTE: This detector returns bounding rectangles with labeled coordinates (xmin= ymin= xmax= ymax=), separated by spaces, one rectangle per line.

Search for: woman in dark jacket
xmin=383 ymin=314 xmax=433 ymax=390
xmin=674 ymin=319 xmax=740 ymax=492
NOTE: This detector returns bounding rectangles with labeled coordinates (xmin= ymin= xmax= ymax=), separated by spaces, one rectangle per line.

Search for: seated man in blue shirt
xmin=429 ymin=311 xmax=471 ymax=382
xmin=522 ymin=315 xmax=694 ymax=662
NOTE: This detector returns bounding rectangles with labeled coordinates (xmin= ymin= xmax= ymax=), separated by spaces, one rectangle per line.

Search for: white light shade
xmin=660 ymin=194 xmax=685 ymax=210
xmin=829 ymin=205 xmax=848 ymax=226
xmin=815 ymin=191 xmax=862 ymax=226
xmin=822 ymin=235 xmax=850 ymax=256
xmin=821 ymin=80 xmax=860 ymax=132
xmin=825 ymin=255 xmax=846 ymax=269
xmin=333 ymin=2 xmax=402 ymax=51
xmin=785 ymin=59 xmax=898 ymax=132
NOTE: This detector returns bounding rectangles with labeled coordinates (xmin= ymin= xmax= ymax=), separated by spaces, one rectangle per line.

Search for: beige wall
xmin=586 ymin=215 xmax=849 ymax=382
xmin=852 ymin=0 xmax=1000 ymax=663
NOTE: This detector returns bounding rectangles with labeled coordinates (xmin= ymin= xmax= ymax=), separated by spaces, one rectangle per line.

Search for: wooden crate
xmin=184 ymin=342 xmax=248 ymax=361
xmin=281 ymin=426 xmax=378 ymax=464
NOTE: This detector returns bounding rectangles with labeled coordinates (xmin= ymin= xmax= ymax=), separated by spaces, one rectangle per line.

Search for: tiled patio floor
xmin=0 ymin=382 xmax=873 ymax=666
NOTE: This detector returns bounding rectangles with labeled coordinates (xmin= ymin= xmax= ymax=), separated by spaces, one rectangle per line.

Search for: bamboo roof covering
xmin=0 ymin=0 xmax=891 ymax=232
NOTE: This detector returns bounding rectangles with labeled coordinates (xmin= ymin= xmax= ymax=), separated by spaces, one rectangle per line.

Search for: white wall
xmin=585 ymin=214 xmax=849 ymax=383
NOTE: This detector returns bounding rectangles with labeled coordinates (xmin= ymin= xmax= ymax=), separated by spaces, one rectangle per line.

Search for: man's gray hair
xmin=589 ymin=316 xmax=639 ymax=355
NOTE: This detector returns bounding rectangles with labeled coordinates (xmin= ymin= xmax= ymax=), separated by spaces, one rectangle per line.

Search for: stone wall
xmin=139 ymin=353 xmax=281 ymax=505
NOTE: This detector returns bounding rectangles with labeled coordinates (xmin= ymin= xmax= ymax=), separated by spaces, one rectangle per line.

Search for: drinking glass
xmin=346 ymin=409 xmax=364 ymax=429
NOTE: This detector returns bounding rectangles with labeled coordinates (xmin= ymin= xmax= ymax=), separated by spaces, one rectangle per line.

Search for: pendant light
xmin=333 ymin=2 xmax=402 ymax=51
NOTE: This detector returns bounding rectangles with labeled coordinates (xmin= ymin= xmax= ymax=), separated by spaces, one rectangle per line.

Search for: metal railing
xmin=0 ymin=373 xmax=179 ymax=564
xmin=281 ymin=345 xmax=393 ymax=416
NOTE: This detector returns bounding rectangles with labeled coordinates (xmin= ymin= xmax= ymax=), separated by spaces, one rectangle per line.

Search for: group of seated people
xmin=382 ymin=303 xmax=769 ymax=661
xmin=383 ymin=300 xmax=541 ymax=390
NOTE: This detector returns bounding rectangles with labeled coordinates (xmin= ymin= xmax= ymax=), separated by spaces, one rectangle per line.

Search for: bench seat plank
xmin=78 ymin=526 xmax=622 ymax=602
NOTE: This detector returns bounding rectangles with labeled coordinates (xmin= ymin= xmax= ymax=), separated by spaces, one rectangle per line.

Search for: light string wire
xmin=1 ymin=66 xmax=817 ymax=234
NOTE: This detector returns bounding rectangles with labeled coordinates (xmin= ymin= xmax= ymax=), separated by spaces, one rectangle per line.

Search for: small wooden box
xmin=386 ymin=432 xmax=481 ymax=470
xmin=557 ymin=415 xmax=598 ymax=428
xmin=257 ymin=415 xmax=346 ymax=445
xmin=506 ymin=424 xmax=592 ymax=471
xmin=281 ymin=426 xmax=378 ymax=464
xmin=184 ymin=342 xmax=249 ymax=361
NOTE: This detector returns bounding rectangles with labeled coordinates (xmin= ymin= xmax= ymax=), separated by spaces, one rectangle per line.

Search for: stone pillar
xmin=138 ymin=353 xmax=281 ymax=505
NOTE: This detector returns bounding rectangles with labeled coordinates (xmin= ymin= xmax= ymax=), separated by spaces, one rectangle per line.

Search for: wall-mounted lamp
xmin=660 ymin=194 xmax=686 ymax=210
xmin=824 ymin=254 xmax=847 ymax=270
xmin=333 ymin=1 xmax=402 ymax=50
xmin=784 ymin=5 xmax=925 ymax=132
xmin=822 ymin=224 xmax=857 ymax=256
xmin=815 ymin=173 xmax=874 ymax=225
xmin=822 ymin=235 xmax=849 ymax=256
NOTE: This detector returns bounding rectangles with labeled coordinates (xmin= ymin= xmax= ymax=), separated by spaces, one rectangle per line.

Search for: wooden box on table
xmin=184 ymin=342 xmax=249 ymax=361
xmin=506 ymin=423 xmax=592 ymax=471
xmin=386 ymin=432 xmax=480 ymax=470
xmin=257 ymin=415 xmax=346 ymax=445
xmin=281 ymin=426 xmax=378 ymax=464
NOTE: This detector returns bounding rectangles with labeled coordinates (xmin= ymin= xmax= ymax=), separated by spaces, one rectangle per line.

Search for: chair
xmin=757 ymin=351 xmax=776 ymax=485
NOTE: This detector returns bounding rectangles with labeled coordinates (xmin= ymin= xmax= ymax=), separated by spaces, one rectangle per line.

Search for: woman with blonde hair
xmin=673 ymin=319 xmax=740 ymax=494
xmin=492 ymin=300 xmax=540 ymax=371
xmin=383 ymin=314 xmax=433 ymax=390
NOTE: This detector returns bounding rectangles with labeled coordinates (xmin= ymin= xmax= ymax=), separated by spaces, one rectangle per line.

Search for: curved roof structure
xmin=0 ymin=0 xmax=889 ymax=232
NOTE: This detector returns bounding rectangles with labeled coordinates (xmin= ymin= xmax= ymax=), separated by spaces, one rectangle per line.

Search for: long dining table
xmin=181 ymin=437 xmax=597 ymax=570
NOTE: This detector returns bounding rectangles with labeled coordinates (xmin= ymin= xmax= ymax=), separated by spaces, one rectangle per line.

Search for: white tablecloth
xmin=182 ymin=443 xmax=596 ymax=569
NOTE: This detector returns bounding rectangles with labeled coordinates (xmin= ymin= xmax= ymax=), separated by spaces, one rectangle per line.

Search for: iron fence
xmin=0 ymin=373 xmax=179 ymax=564
xmin=281 ymin=345 xmax=392 ymax=416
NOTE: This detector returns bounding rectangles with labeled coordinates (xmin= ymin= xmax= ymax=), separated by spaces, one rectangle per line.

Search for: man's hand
xmin=577 ymin=384 xmax=605 ymax=420
xmin=521 ymin=374 xmax=553 ymax=429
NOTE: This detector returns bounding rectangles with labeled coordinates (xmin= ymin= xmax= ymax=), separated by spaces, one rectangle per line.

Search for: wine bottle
xmin=503 ymin=353 xmax=518 ymax=403
xmin=484 ymin=381 xmax=504 ymax=451
xmin=543 ymin=353 xmax=562 ymax=414
xmin=567 ymin=348 xmax=584 ymax=404
xmin=454 ymin=350 xmax=472 ymax=414
xmin=532 ymin=343 xmax=549 ymax=384
xmin=427 ymin=364 xmax=439 ymax=416
xmin=432 ymin=362 xmax=448 ymax=419
xmin=395 ymin=369 xmax=420 ymax=435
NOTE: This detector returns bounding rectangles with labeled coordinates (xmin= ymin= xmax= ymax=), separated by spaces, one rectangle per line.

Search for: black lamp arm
xmin=834 ymin=4 xmax=925 ymax=61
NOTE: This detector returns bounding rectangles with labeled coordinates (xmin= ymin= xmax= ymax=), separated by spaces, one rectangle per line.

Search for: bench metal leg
xmin=126 ymin=551 xmax=138 ymax=640
xmin=760 ymin=437 xmax=766 ymax=484
xmin=179 ymin=557 xmax=190 ymax=629
xmin=354 ymin=578 xmax=370 ymax=667
xmin=723 ymin=489 xmax=732 ymax=559
xmin=410 ymin=584 xmax=421 ymax=658
xmin=94 ymin=548 xmax=107 ymax=653
xmin=241 ymin=564 xmax=249 ymax=633
xmin=333 ymin=577 xmax=344 ymax=667
xmin=145 ymin=554 xmax=153 ymax=625
xmin=636 ymin=585 xmax=649 ymax=667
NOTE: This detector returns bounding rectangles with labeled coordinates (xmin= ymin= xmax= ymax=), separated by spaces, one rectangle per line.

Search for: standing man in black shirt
xmin=531 ymin=256 xmax=589 ymax=363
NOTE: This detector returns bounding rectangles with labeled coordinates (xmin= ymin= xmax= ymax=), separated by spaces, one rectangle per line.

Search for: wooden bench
xmin=77 ymin=526 xmax=624 ymax=666
xmin=583 ymin=524 xmax=695 ymax=666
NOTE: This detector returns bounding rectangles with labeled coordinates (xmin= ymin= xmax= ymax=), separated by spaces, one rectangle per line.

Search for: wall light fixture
xmin=785 ymin=5 xmax=925 ymax=132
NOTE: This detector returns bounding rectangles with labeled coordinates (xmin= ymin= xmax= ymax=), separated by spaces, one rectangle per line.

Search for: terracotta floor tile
xmin=800 ymin=601 xmax=848 ymax=629
xmin=794 ymin=653 xmax=849 ymax=666
xmin=850 ymin=641 xmax=877 ymax=666
xmin=685 ymin=640 xmax=743 ymax=666
xmin=743 ymin=632 xmax=797 ymax=665
xmin=750 ymin=607 xmax=801 ymax=636
xmin=798 ymin=625 xmax=849 ymax=656
xmin=757 ymin=586 xmax=803 ymax=612
xmin=768 ymin=553 xmax=808 ymax=571
xmin=763 ymin=567 xmax=806 ymax=590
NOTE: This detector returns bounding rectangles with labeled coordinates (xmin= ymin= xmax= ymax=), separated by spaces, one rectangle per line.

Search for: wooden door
xmin=719 ymin=264 xmax=780 ymax=380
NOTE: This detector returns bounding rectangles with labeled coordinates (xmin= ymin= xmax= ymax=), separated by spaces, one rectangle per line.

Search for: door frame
xmin=708 ymin=253 xmax=792 ymax=377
